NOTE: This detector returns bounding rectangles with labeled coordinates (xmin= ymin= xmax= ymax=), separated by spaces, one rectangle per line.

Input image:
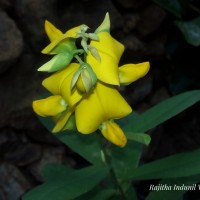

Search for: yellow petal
xmin=119 ymin=62 xmax=150 ymax=85
xmin=42 ymin=63 xmax=82 ymax=107
xmin=52 ymin=109 xmax=73 ymax=133
xmin=32 ymin=95 xmax=67 ymax=117
xmin=75 ymin=82 xmax=132 ymax=134
xmin=45 ymin=20 xmax=63 ymax=42
xmin=87 ymin=32 xmax=124 ymax=85
xmin=64 ymin=25 xmax=81 ymax=38
xmin=100 ymin=121 xmax=127 ymax=147
xmin=42 ymin=25 xmax=81 ymax=54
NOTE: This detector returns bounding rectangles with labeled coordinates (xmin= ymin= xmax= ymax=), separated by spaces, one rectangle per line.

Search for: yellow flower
xmin=32 ymin=95 xmax=73 ymax=132
xmin=42 ymin=20 xmax=81 ymax=54
xmin=100 ymin=121 xmax=127 ymax=147
xmin=87 ymin=32 xmax=124 ymax=86
xmin=42 ymin=63 xmax=82 ymax=107
xmin=75 ymin=81 xmax=131 ymax=146
xmin=119 ymin=62 xmax=150 ymax=85
xmin=87 ymin=32 xmax=150 ymax=86
xmin=32 ymin=95 xmax=67 ymax=117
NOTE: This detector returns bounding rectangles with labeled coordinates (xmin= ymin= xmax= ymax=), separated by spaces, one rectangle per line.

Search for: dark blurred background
xmin=0 ymin=0 xmax=200 ymax=199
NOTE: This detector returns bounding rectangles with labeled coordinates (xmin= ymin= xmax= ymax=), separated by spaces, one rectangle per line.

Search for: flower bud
xmin=100 ymin=120 xmax=127 ymax=147
xmin=76 ymin=63 xmax=97 ymax=93
xmin=38 ymin=52 xmax=73 ymax=72
xmin=71 ymin=63 xmax=97 ymax=94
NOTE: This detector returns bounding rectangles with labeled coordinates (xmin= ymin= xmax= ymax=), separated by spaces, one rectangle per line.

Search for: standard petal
xmin=100 ymin=121 xmax=127 ymax=147
xmin=87 ymin=32 xmax=124 ymax=85
xmin=42 ymin=63 xmax=82 ymax=107
xmin=42 ymin=25 xmax=81 ymax=54
xmin=119 ymin=62 xmax=150 ymax=85
xmin=64 ymin=25 xmax=81 ymax=38
xmin=32 ymin=95 xmax=67 ymax=117
xmin=75 ymin=82 xmax=132 ymax=134
xmin=45 ymin=20 xmax=63 ymax=42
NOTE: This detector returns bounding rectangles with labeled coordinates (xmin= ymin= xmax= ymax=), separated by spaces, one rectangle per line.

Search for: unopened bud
xmin=72 ymin=63 xmax=97 ymax=94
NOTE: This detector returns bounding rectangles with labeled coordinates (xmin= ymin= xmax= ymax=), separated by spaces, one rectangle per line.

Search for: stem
xmin=99 ymin=137 xmax=127 ymax=199
xmin=74 ymin=55 xmax=83 ymax=64
xmin=189 ymin=4 xmax=200 ymax=14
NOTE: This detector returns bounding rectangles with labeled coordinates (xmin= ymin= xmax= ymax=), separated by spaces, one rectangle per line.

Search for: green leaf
xmin=110 ymin=141 xmax=143 ymax=179
xmin=42 ymin=163 xmax=75 ymax=182
xmin=125 ymin=90 xmax=200 ymax=133
xmin=56 ymin=131 xmax=103 ymax=166
xmin=146 ymin=175 xmax=200 ymax=200
xmin=126 ymin=133 xmax=151 ymax=145
xmin=175 ymin=17 xmax=200 ymax=46
xmin=38 ymin=52 xmax=73 ymax=72
xmin=123 ymin=148 xmax=200 ymax=180
xmin=38 ymin=115 xmax=103 ymax=165
xmin=22 ymin=165 xmax=109 ymax=200
xmin=91 ymin=189 xmax=116 ymax=200
xmin=153 ymin=0 xmax=188 ymax=18
xmin=112 ymin=90 xmax=200 ymax=178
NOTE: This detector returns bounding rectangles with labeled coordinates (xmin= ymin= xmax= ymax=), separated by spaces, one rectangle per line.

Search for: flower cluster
xmin=32 ymin=13 xmax=149 ymax=147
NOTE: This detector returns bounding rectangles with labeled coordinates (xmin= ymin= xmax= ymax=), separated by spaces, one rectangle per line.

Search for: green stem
xmin=74 ymin=55 xmax=83 ymax=64
xmin=99 ymin=137 xmax=127 ymax=199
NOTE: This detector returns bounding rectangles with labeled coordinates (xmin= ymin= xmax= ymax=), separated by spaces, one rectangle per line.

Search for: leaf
xmin=38 ymin=115 xmax=103 ymax=165
xmin=56 ymin=131 xmax=103 ymax=166
xmin=125 ymin=90 xmax=200 ymax=133
xmin=126 ymin=133 xmax=151 ymax=145
xmin=42 ymin=163 xmax=75 ymax=182
xmin=22 ymin=165 xmax=109 ymax=200
xmin=110 ymin=141 xmax=143 ymax=179
xmin=153 ymin=0 xmax=188 ymax=18
xmin=75 ymin=189 xmax=116 ymax=200
xmin=123 ymin=148 xmax=200 ymax=180
xmin=112 ymin=90 xmax=200 ymax=178
xmin=146 ymin=175 xmax=200 ymax=200
xmin=175 ymin=17 xmax=200 ymax=46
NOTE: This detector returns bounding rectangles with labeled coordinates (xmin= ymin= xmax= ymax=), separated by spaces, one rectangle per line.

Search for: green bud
xmin=38 ymin=51 xmax=73 ymax=72
xmin=86 ymin=33 xmax=99 ymax=41
xmin=72 ymin=63 xmax=97 ymax=93
xmin=80 ymin=24 xmax=89 ymax=32
xmin=88 ymin=45 xmax=101 ymax=62
xmin=70 ymin=68 xmax=81 ymax=91
xmin=95 ymin=12 xmax=110 ymax=33
xmin=81 ymin=38 xmax=88 ymax=53
xmin=80 ymin=63 xmax=97 ymax=93
xmin=50 ymin=38 xmax=77 ymax=54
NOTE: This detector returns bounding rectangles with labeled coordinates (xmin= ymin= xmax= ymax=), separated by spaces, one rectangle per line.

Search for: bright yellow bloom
xmin=87 ymin=32 xmax=150 ymax=86
xmin=32 ymin=95 xmax=67 ymax=117
xmin=75 ymin=81 xmax=132 ymax=132
xmin=32 ymin=95 xmax=73 ymax=132
xmin=75 ymin=81 xmax=131 ymax=147
xmin=119 ymin=62 xmax=150 ymax=85
xmin=87 ymin=32 xmax=124 ymax=86
xmin=42 ymin=20 xmax=81 ymax=54
xmin=33 ymin=16 xmax=150 ymax=147
xmin=42 ymin=63 xmax=82 ymax=107
xmin=100 ymin=121 xmax=127 ymax=147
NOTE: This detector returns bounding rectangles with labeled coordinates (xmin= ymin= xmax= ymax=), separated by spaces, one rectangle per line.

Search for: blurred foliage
xmin=153 ymin=0 xmax=200 ymax=46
